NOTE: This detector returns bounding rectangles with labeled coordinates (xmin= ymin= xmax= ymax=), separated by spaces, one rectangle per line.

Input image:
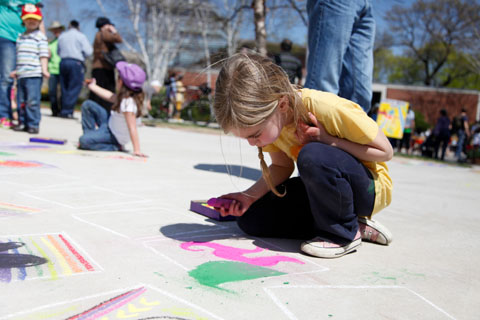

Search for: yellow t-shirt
xmin=262 ymin=88 xmax=392 ymax=215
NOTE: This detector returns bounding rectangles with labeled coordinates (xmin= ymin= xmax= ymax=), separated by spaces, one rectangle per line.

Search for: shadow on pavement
xmin=194 ymin=163 xmax=261 ymax=181
xmin=159 ymin=223 xmax=300 ymax=253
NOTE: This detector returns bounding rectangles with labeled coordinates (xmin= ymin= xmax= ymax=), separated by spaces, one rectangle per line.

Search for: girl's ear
xmin=278 ymin=95 xmax=289 ymax=113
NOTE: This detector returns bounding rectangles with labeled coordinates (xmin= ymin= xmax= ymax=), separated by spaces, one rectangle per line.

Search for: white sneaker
xmin=358 ymin=217 xmax=393 ymax=245
xmin=301 ymin=233 xmax=361 ymax=259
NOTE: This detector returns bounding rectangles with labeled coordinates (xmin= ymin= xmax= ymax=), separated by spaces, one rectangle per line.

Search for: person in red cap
xmin=10 ymin=3 xmax=49 ymax=134
xmin=79 ymin=62 xmax=148 ymax=157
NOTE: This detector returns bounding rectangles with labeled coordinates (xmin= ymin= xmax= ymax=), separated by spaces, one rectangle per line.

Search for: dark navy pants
xmin=237 ymin=143 xmax=375 ymax=242
xmin=59 ymin=58 xmax=84 ymax=116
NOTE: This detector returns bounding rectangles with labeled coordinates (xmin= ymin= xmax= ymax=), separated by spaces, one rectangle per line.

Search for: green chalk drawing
xmin=0 ymin=152 xmax=15 ymax=156
xmin=189 ymin=261 xmax=286 ymax=290
xmin=283 ymin=281 xmax=289 ymax=285
xmin=364 ymin=269 xmax=426 ymax=285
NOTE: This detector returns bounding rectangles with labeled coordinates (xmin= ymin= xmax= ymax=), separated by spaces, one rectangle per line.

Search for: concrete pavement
xmin=1 ymin=110 xmax=479 ymax=320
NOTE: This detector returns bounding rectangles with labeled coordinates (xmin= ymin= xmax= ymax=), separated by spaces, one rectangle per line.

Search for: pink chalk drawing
xmin=180 ymin=241 xmax=304 ymax=267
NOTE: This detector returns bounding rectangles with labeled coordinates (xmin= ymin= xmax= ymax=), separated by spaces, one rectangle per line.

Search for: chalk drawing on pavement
xmin=264 ymin=285 xmax=456 ymax=320
xmin=20 ymin=185 xmax=150 ymax=209
xmin=0 ymin=202 xmax=41 ymax=219
xmin=0 ymin=233 xmax=101 ymax=283
xmin=1 ymin=285 xmax=224 ymax=320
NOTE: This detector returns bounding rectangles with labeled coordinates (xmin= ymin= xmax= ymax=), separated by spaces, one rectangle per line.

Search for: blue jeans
xmin=0 ymin=37 xmax=16 ymax=119
xmin=79 ymin=100 xmax=119 ymax=151
xmin=305 ymin=0 xmax=375 ymax=113
xmin=455 ymin=129 xmax=466 ymax=159
xmin=17 ymin=77 xmax=42 ymax=129
xmin=237 ymin=143 xmax=375 ymax=243
xmin=60 ymin=58 xmax=84 ymax=116
xmin=48 ymin=74 xmax=61 ymax=116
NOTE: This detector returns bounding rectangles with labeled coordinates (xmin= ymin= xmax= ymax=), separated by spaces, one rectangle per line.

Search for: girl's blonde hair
xmin=214 ymin=53 xmax=310 ymax=197
xmin=111 ymin=85 xmax=145 ymax=118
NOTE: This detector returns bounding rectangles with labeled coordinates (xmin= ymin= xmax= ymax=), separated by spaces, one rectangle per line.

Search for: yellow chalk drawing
xmin=140 ymin=297 xmax=160 ymax=306
xmin=162 ymin=307 xmax=209 ymax=320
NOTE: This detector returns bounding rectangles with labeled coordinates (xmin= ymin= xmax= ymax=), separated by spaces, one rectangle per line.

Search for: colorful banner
xmin=377 ymin=99 xmax=410 ymax=139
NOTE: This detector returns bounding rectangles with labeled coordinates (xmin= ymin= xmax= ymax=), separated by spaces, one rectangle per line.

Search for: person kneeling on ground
xmin=78 ymin=62 xmax=147 ymax=157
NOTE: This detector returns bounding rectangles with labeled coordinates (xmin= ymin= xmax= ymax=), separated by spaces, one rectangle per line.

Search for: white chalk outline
xmin=0 ymin=171 xmax=82 ymax=189
xmin=20 ymin=185 xmax=151 ymax=209
xmin=0 ymin=283 xmax=225 ymax=320
xmin=263 ymin=285 xmax=457 ymax=320
xmin=71 ymin=205 xmax=230 ymax=240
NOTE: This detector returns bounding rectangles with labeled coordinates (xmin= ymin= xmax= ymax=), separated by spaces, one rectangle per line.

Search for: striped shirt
xmin=16 ymin=29 xmax=49 ymax=79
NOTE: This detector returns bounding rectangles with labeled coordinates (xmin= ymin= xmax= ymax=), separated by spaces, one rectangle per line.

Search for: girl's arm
xmin=124 ymin=112 xmax=147 ymax=157
xmin=219 ymin=150 xmax=294 ymax=217
xmin=40 ymin=57 xmax=49 ymax=78
xmin=87 ymin=79 xmax=116 ymax=103
xmin=297 ymin=112 xmax=393 ymax=162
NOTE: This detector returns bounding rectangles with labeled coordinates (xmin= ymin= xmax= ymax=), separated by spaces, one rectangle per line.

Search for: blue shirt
xmin=0 ymin=0 xmax=40 ymax=42
xmin=57 ymin=28 xmax=92 ymax=62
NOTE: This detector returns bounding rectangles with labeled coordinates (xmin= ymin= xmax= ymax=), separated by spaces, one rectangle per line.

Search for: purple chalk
xmin=207 ymin=197 xmax=233 ymax=210
xmin=190 ymin=200 xmax=235 ymax=221
xmin=29 ymin=137 xmax=66 ymax=145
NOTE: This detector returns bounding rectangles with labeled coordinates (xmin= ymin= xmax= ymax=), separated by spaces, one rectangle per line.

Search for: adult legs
xmin=338 ymin=0 xmax=375 ymax=113
xmin=60 ymin=59 xmax=84 ymax=116
xmin=237 ymin=143 xmax=375 ymax=243
xmin=90 ymin=68 xmax=114 ymax=111
xmin=81 ymin=99 xmax=109 ymax=132
xmin=0 ymin=37 xmax=16 ymax=120
xmin=48 ymin=74 xmax=61 ymax=116
xmin=440 ymin=135 xmax=450 ymax=160
xmin=455 ymin=130 xmax=466 ymax=159
xmin=305 ymin=0 xmax=354 ymax=95
xmin=398 ymin=132 xmax=411 ymax=153
xmin=305 ymin=0 xmax=374 ymax=113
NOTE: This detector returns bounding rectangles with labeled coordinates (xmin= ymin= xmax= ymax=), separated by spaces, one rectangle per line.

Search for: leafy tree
xmin=386 ymin=0 xmax=480 ymax=86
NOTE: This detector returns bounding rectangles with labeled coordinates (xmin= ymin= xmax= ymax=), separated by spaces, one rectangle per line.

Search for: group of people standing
xmin=0 ymin=0 xmax=124 ymax=134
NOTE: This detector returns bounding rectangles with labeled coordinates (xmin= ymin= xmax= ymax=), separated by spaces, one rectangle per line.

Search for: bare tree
xmin=94 ymin=0 xmax=195 ymax=83
xmin=217 ymin=0 xmax=250 ymax=56
xmin=387 ymin=0 xmax=480 ymax=86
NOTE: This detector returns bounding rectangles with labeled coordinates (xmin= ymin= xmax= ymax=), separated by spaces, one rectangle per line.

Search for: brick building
xmin=372 ymin=84 xmax=480 ymax=126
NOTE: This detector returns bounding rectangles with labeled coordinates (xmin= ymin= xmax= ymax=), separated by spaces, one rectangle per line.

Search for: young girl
xmin=79 ymin=61 xmax=147 ymax=157
xmin=213 ymin=54 xmax=393 ymax=259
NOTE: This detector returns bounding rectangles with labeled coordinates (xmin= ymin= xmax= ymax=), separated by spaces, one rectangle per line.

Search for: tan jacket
xmin=92 ymin=29 xmax=123 ymax=70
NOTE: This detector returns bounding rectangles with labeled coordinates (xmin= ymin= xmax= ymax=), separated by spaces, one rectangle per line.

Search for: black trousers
xmin=237 ymin=143 xmax=375 ymax=243
xmin=89 ymin=68 xmax=115 ymax=111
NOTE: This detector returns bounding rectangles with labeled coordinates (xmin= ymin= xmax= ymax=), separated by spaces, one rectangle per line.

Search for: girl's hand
xmin=85 ymin=78 xmax=96 ymax=89
xmin=295 ymin=112 xmax=332 ymax=144
xmin=217 ymin=192 xmax=255 ymax=217
xmin=9 ymin=70 xmax=17 ymax=79
xmin=133 ymin=151 xmax=148 ymax=158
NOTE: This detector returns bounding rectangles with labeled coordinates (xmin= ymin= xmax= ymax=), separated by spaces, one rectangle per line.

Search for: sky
xmin=42 ymin=0 xmax=417 ymax=47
